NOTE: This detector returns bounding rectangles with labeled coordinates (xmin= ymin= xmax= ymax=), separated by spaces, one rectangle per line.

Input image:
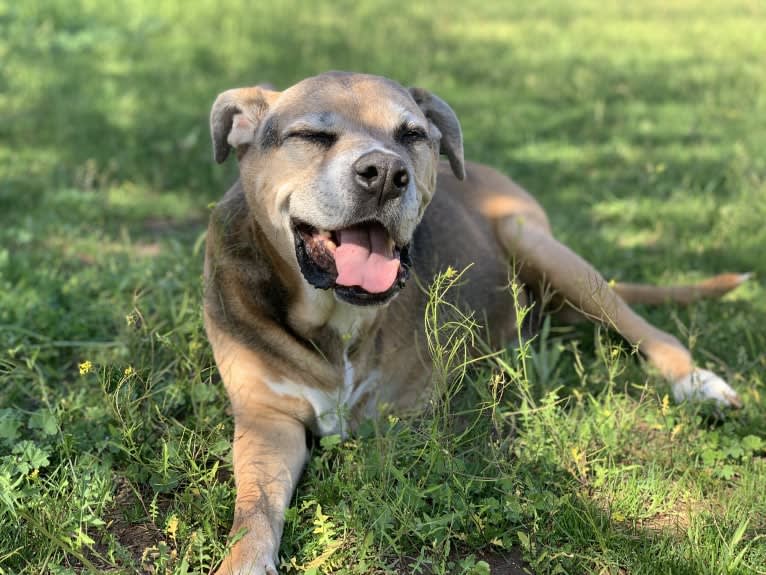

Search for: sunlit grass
xmin=1 ymin=0 xmax=765 ymax=573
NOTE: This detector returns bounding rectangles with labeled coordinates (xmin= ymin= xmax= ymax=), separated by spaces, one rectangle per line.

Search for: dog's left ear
xmin=409 ymin=87 xmax=465 ymax=180
xmin=210 ymin=85 xmax=281 ymax=163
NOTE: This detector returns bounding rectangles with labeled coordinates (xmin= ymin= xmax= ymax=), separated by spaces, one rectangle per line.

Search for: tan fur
xmin=613 ymin=274 xmax=750 ymax=305
xmin=204 ymin=72 xmax=745 ymax=575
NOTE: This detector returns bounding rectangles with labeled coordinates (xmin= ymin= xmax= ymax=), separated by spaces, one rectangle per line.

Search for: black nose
xmin=353 ymin=151 xmax=409 ymax=204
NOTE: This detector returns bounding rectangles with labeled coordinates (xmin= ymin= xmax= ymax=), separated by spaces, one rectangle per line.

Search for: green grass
xmin=1 ymin=0 xmax=765 ymax=573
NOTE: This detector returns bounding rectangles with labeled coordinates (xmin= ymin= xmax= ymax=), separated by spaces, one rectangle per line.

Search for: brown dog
xmin=204 ymin=72 xmax=746 ymax=575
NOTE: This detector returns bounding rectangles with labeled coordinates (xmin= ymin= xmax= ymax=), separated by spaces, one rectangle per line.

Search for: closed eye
xmin=285 ymin=130 xmax=337 ymax=148
xmin=395 ymin=124 xmax=428 ymax=146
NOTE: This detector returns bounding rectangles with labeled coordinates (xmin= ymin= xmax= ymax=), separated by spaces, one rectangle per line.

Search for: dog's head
xmin=210 ymin=72 xmax=464 ymax=306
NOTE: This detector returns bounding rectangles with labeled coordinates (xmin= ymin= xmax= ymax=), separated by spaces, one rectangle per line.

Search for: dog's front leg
xmin=215 ymin=411 xmax=308 ymax=575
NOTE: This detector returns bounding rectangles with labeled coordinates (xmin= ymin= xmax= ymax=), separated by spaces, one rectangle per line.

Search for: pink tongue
xmin=335 ymin=225 xmax=400 ymax=293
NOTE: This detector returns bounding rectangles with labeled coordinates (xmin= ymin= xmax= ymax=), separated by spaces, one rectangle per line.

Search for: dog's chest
xmin=264 ymin=351 xmax=380 ymax=437
xmin=266 ymin=302 xmax=383 ymax=437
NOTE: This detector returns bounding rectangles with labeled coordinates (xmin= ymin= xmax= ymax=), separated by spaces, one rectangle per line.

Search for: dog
xmin=203 ymin=71 xmax=747 ymax=575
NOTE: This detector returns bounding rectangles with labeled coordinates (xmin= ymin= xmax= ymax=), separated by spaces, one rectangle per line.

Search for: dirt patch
xmin=475 ymin=548 xmax=531 ymax=575
xmin=395 ymin=548 xmax=532 ymax=575
xmin=96 ymin=476 xmax=165 ymax=569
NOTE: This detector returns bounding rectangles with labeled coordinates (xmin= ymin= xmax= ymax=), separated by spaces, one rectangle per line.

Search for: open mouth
xmin=292 ymin=220 xmax=412 ymax=306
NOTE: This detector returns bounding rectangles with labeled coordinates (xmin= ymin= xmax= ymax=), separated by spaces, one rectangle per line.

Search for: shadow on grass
xmin=289 ymin=395 xmax=763 ymax=575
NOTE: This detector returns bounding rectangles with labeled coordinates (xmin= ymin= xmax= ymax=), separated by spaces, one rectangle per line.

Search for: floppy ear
xmin=409 ymin=87 xmax=465 ymax=180
xmin=210 ymin=85 xmax=280 ymax=164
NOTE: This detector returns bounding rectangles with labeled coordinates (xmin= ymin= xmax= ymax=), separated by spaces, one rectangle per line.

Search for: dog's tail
xmin=613 ymin=273 xmax=752 ymax=305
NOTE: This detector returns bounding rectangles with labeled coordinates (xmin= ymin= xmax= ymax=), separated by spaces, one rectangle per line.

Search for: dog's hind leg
xmin=496 ymin=215 xmax=742 ymax=408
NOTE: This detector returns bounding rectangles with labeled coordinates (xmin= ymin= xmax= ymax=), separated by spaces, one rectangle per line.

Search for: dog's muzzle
xmin=292 ymin=220 xmax=412 ymax=306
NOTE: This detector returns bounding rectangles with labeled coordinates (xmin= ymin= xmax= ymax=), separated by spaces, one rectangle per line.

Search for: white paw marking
xmin=672 ymin=368 xmax=742 ymax=408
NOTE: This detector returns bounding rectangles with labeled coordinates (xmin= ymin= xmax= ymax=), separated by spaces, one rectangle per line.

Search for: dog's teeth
xmin=318 ymin=230 xmax=332 ymax=239
xmin=386 ymin=237 xmax=395 ymax=256
xmin=325 ymin=239 xmax=337 ymax=251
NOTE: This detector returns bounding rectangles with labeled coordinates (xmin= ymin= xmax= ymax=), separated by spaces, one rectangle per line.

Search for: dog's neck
xmin=287 ymin=284 xmax=382 ymax=350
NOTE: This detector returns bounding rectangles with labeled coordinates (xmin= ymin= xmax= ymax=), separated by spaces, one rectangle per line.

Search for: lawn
xmin=1 ymin=0 xmax=765 ymax=573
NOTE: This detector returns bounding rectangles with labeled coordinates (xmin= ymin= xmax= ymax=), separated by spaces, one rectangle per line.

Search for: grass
xmin=1 ymin=0 xmax=765 ymax=573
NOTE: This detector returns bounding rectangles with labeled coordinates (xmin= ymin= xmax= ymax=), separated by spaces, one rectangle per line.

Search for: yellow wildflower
xmin=166 ymin=515 xmax=179 ymax=540
xmin=78 ymin=360 xmax=93 ymax=375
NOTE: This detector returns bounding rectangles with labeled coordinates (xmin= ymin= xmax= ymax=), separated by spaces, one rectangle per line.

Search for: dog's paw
xmin=672 ymin=368 xmax=742 ymax=409
xmin=213 ymin=538 xmax=279 ymax=575
xmin=214 ymin=558 xmax=278 ymax=575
